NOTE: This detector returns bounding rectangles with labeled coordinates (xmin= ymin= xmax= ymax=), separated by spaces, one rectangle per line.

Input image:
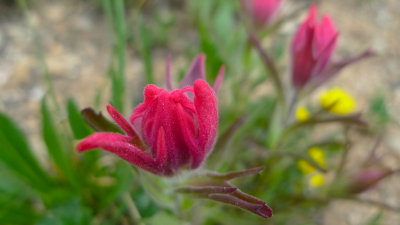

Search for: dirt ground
xmin=0 ymin=0 xmax=399 ymax=224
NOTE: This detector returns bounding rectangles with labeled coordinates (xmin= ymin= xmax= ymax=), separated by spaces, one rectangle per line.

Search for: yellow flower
xmin=309 ymin=173 xmax=325 ymax=187
xmin=308 ymin=147 xmax=326 ymax=169
xmin=296 ymin=106 xmax=310 ymax=121
xmin=297 ymin=160 xmax=315 ymax=175
xmin=297 ymin=147 xmax=326 ymax=175
xmin=319 ymin=88 xmax=356 ymax=115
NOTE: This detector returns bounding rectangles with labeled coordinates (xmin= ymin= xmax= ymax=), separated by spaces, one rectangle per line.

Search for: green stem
xmin=275 ymin=113 xmax=365 ymax=149
xmin=334 ymin=126 xmax=351 ymax=179
xmin=122 ymin=193 xmax=146 ymax=225
xmin=248 ymin=33 xmax=285 ymax=110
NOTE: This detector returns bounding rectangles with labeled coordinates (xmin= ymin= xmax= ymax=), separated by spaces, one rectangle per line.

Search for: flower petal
xmin=179 ymin=54 xmax=206 ymax=88
xmin=311 ymin=32 xmax=338 ymax=79
xmin=176 ymin=103 xmax=202 ymax=168
xmin=107 ymin=105 xmax=139 ymax=138
xmin=213 ymin=66 xmax=225 ymax=93
xmin=292 ymin=5 xmax=317 ymax=53
xmin=155 ymin=127 xmax=170 ymax=175
xmin=77 ymin=133 xmax=160 ymax=175
xmin=77 ymin=132 xmax=131 ymax=152
xmin=194 ymin=80 xmax=218 ymax=158
xmin=313 ymin=15 xmax=338 ymax=59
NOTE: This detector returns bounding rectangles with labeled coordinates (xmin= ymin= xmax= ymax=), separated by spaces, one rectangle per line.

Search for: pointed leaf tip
xmin=81 ymin=107 xmax=123 ymax=134
xmin=257 ymin=204 xmax=273 ymax=218
xmin=179 ymin=54 xmax=206 ymax=88
xmin=213 ymin=66 xmax=225 ymax=93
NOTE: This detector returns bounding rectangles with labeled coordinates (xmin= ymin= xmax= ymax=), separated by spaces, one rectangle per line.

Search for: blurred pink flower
xmin=291 ymin=6 xmax=338 ymax=90
xmin=243 ymin=0 xmax=283 ymax=27
xmin=291 ymin=6 xmax=372 ymax=91
xmin=77 ymin=55 xmax=224 ymax=176
xmin=348 ymin=168 xmax=393 ymax=194
xmin=251 ymin=0 xmax=283 ymax=26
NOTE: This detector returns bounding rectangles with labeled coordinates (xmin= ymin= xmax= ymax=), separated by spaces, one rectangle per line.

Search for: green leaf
xmin=36 ymin=199 xmax=92 ymax=225
xmin=139 ymin=172 xmax=175 ymax=208
xmin=138 ymin=15 xmax=154 ymax=84
xmin=266 ymin=105 xmax=283 ymax=149
xmin=102 ymin=0 xmax=126 ymax=112
xmin=99 ymin=162 xmax=134 ymax=208
xmin=41 ymin=98 xmax=79 ymax=189
xmin=67 ymin=99 xmax=92 ymax=139
xmin=144 ymin=212 xmax=181 ymax=225
xmin=0 ymin=204 xmax=39 ymax=225
xmin=198 ymin=23 xmax=224 ymax=81
xmin=366 ymin=212 xmax=383 ymax=225
xmin=213 ymin=4 xmax=233 ymax=44
xmin=369 ymin=94 xmax=391 ymax=125
xmin=132 ymin=187 xmax=159 ymax=218
xmin=0 ymin=112 xmax=52 ymax=191
xmin=109 ymin=65 xmax=125 ymax=113
xmin=0 ymin=165 xmax=40 ymax=224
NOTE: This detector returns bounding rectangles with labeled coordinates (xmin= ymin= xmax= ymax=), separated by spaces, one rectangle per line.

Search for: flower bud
xmin=348 ymin=168 xmax=393 ymax=194
xmin=291 ymin=6 xmax=338 ymax=90
xmin=77 ymin=55 xmax=224 ymax=176
xmin=291 ymin=6 xmax=373 ymax=91
xmin=242 ymin=0 xmax=284 ymax=27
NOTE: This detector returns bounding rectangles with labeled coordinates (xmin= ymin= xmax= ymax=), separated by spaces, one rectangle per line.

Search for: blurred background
xmin=0 ymin=0 xmax=399 ymax=224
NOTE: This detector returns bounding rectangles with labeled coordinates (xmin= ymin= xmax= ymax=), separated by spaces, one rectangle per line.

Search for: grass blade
xmin=138 ymin=15 xmax=154 ymax=84
xmin=102 ymin=0 xmax=127 ymax=112
xmin=41 ymin=98 xmax=79 ymax=189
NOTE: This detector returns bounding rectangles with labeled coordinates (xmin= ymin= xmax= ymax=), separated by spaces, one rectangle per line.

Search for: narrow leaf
xmin=0 ymin=112 xmax=52 ymax=191
xmin=81 ymin=108 xmax=123 ymax=133
xmin=41 ymin=99 xmax=79 ymax=189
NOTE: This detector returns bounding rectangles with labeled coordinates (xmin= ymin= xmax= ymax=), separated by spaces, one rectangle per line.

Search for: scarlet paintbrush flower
xmin=243 ymin=0 xmax=283 ymax=27
xmin=291 ymin=6 xmax=372 ymax=91
xmin=291 ymin=6 xmax=338 ymax=90
xmin=77 ymin=55 xmax=224 ymax=176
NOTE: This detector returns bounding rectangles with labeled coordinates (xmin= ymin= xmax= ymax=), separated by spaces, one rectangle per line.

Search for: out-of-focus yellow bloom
xmin=319 ymin=88 xmax=356 ymax=115
xmin=309 ymin=173 xmax=325 ymax=187
xmin=298 ymin=147 xmax=327 ymax=188
xmin=298 ymin=147 xmax=326 ymax=175
xmin=308 ymin=147 xmax=326 ymax=169
xmin=296 ymin=106 xmax=310 ymax=121
xmin=297 ymin=160 xmax=315 ymax=175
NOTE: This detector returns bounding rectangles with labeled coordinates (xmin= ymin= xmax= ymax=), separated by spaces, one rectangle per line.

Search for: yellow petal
xmin=309 ymin=173 xmax=325 ymax=187
xmin=308 ymin=147 xmax=326 ymax=169
xmin=298 ymin=160 xmax=316 ymax=175
xmin=296 ymin=106 xmax=310 ymax=121
xmin=319 ymin=88 xmax=356 ymax=115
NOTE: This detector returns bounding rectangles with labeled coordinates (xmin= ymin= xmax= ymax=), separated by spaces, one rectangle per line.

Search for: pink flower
xmin=348 ymin=168 xmax=393 ymax=194
xmin=291 ymin=6 xmax=338 ymax=90
xmin=77 ymin=55 xmax=224 ymax=176
xmin=291 ymin=6 xmax=373 ymax=91
xmin=243 ymin=0 xmax=283 ymax=27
